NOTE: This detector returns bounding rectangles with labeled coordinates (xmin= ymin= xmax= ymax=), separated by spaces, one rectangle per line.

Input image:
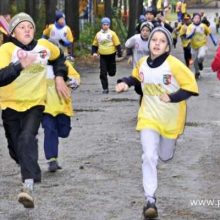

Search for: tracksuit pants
xmin=140 ymin=129 xmax=176 ymax=200
xmin=191 ymin=45 xmax=207 ymax=74
xmin=183 ymin=44 xmax=192 ymax=67
xmin=2 ymin=105 xmax=44 ymax=182
xmin=100 ymin=53 xmax=116 ymax=90
xmin=42 ymin=113 xmax=71 ymax=160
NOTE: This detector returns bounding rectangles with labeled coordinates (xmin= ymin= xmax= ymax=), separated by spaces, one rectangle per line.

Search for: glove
xmin=117 ymin=51 xmax=122 ymax=58
xmin=59 ymin=39 xmax=65 ymax=46
xmin=66 ymin=77 xmax=79 ymax=90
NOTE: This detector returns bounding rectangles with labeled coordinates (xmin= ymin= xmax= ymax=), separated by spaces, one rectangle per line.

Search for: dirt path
xmin=1 ymin=11 xmax=220 ymax=220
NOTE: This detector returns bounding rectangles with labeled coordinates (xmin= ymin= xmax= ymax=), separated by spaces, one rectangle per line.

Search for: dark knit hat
xmin=144 ymin=6 xmax=157 ymax=17
xmin=148 ymin=27 xmax=173 ymax=53
xmin=55 ymin=11 xmax=65 ymax=22
xmin=9 ymin=12 xmax=35 ymax=35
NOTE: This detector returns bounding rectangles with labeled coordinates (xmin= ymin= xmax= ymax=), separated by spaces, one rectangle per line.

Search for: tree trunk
xmin=122 ymin=0 xmax=128 ymax=26
xmin=127 ymin=0 xmax=137 ymax=38
xmin=137 ymin=0 xmax=144 ymax=18
xmin=104 ymin=0 xmax=112 ymax=18
xmin=65 ymin=0 xmax=79 ymax=40
xmin=65 ymin=0 xmax=79 ymax=55
xmin=0 ymin=0 xmax=9 ymax=14
xmin=113 ymin=0 xmax=118 ymax=8
xmin=151 ymin=0 xmax=157 ymax=9
xmin=44 ymin=0 xmax=57 ymax=25
xmin=118 ymin=0 xmax=122 ymax=18
xmin=25 ymin=0 xmax=39 ymax=21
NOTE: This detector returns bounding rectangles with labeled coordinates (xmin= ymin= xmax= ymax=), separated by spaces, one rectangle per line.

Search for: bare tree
xmin=137 ymin=0 xmax=144 ymax=18
xmin=65 ymin=0 xmax=79 ymax=40
xmin=127 ymin=0 xmax=137 ymax=38
xmin=104 ymin=0 xmax=112 ymax=18
xmin=65 ymin=0 xmax=79 ymax=55
xmin=113 ymin=0 xmax=118 ymax=8
xmin=0 ymin=0 xmax=9 ymax=14
xmin=151 ymin=0 xmax=157 ymax=9
xmin=44 ymin=0 xmax=57 ymax=25
xmin=25 ymin=0 xmax=40 ymax=21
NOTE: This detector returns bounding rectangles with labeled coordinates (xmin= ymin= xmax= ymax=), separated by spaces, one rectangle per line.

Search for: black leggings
xmin=100 ymin=54 xmax=116 ymax=90
xmin=183 ymin=45 xmax=192 ymax=67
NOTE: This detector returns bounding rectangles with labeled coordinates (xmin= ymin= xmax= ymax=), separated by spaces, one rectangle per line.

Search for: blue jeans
xmin=42 ymin=113 xmax=71 ymax=160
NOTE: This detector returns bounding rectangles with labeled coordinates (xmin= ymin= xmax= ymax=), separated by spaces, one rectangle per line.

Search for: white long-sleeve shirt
xmin=125 ymin=34 xmax=149 ymax=67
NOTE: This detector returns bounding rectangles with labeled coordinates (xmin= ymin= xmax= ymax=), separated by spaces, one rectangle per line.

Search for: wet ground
xmin=1 ymin=8 xmax=220 ymax=220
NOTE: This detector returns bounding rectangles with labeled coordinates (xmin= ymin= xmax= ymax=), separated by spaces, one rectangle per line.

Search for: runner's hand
xmin=159 ymin=93 xmax=171 ymax=103
xmin=18 ymin=51 xmax=37 ymax=68
xmin=115 ymin=82 xmax=129 ymax=93
xmin=55 ymin=76 xmax=71 ymax=99
xmin=93 ymin=53 xmax=99 ymax=58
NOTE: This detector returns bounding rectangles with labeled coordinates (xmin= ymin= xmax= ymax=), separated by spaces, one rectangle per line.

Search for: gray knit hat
xmin=140 ymin=21 xmax=154 ymax=32
xmin=9 ymin=12 xmax=35 ymax=35
xmin=148 ymin=27 xmax=173 ymax=53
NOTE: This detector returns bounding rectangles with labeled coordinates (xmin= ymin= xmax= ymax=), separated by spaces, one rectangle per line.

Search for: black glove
xmin=59 ymin=39 xmax=65 ymax=46
xmin=117 ymin=51 xmax=122 ymax=58
xmin=116 ymin=45 xmax=122 ymax=58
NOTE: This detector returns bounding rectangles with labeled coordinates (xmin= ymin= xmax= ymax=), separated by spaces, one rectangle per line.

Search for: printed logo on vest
xmin=163 ymin=74 xmax=171 ymax=85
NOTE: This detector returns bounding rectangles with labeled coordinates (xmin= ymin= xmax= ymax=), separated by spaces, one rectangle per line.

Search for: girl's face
xmin=13 ymin=21 xmax=35 ymax=45
xmin=149 ymin=31 xmax=169 ymax=59
xmin=193 ymin=15 xmax=201 ymax=25
xmin=102 ymin=23 xmax=110 ymax=31
xmin=141 ymin=26 xmax=151 ymax=39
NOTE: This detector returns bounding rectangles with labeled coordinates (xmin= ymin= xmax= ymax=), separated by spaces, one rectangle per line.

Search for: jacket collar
xmin=147 ymin=52 xmax=169 ymax=68
xmin=9 ymin=36 xmax=37 ymax=51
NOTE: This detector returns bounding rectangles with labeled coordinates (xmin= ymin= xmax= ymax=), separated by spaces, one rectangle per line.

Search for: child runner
xmin=186 ymin=13 xmax=217 ymax=79
xmin=126 ymin=21 xmax=154 ymax=68
xmin=214 ymin=12 xmax=220 ymax=34
xmin=42 ymin=56 xmax=80 ymax=172
xmin=135 ymin=14 xmax=146 ymax=33
xmin=115 ymin=27 xmax=199 ymax=219
xmin=179 ymin=13 xmax=193 ymax=67
xmin=118 ymin=21 xmax=153 ymax=100
xmin=42 ymin=11 xmax=74 ymax=55
xmin=0 ymin=12 xmax=69 ymax=208
xmin=175 ymin=0 xmax=183 ymax=22
xmin=92 ymin=17 xmax=122 ymax=94
xmin=172 ymin=21 xmax=179 ymax=48
xmin=144 ymin=6 xmax=173 ymax=32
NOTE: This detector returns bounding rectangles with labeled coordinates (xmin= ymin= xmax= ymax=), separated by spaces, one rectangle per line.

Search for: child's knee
xmin=109 ymin=70 xmax=116 ymax=76
xmin=108 ymin=66 xmax=116 ymax=76
xmin=58 ymin=126 xmax=71 ymax=138
xmin=142 ymin=152 xmax=157 ymax=165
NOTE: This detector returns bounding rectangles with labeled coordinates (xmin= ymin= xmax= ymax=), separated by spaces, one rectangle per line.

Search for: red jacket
xmin=211 ymin=45 xmax=220 ymax=80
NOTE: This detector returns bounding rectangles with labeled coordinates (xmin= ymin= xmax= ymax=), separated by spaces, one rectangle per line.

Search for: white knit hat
xmin=9 ymin=12 xmax=35 ymax=35
xmin=148 ymin=27 xmax=173 ymax=52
